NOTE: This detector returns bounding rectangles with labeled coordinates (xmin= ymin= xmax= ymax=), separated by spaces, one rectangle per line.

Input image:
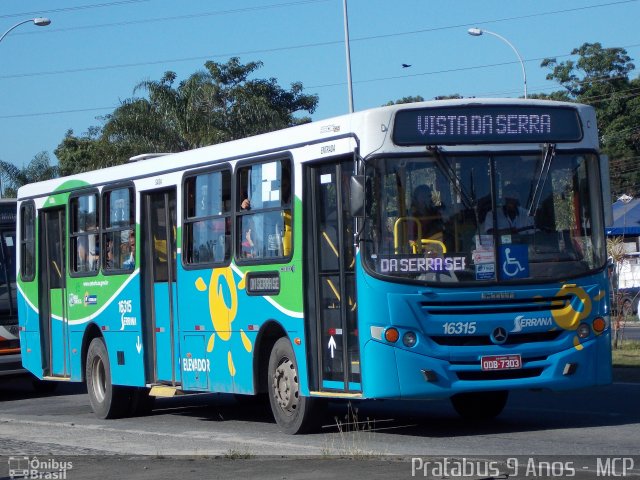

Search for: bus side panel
xmin=17 ymin=289 xmax=43 ymax=377
xmin=103 ymin=274 xmax=146 ymax=387
xmin=17 ymin=284 xmax=40 ymax=334
xmin=66 ymin=274 xmax=147 ymax=387
xmin=102 ymin=331 xmax=147 ymax=387
xmin=19 ymin=331 xmax=42 ymax=377
xmin=153 ymin=282 xmax=181 ymax=383
xmin=176 ymin=265 xmax=307 ymax=395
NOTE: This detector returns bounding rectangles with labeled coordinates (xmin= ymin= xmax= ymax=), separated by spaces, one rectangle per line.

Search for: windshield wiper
xmin=428 ymin=145 xmax=475 ymax=210
xmin=528 ymin=143 xmax=556 ymax=216
xmin=428 ymin=146 xmax=487 ymax=243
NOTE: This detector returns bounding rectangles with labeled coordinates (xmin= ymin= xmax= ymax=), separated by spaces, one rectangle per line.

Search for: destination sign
xmin=0 ymin=203 xmax=16 ymax=225
xmin=246 ymin=271 xmax=280 ymax=296
xmin=393 ymin=105 xmax=583 ymax=145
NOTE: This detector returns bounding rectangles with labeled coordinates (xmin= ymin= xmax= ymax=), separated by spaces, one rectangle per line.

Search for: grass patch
xmin=612 ymin=339 xmax=640 ymax=368
xmin=322 ymin=403 xmax=380 ymax=458
xmin=224 ymin=448 xmax=252 ymax=459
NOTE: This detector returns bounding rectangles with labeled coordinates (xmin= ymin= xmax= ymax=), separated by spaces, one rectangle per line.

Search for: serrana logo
xmin=512 ymin=315 xmax=554 ymax=333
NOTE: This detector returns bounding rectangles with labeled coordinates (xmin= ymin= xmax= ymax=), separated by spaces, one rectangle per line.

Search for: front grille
xmin=456 ymin=368 xmax=543 ymax=381
xmin=420 ymin=295 xmax=571 ymax=316
xmin=430 ymin=330 xmax=562 ymax=346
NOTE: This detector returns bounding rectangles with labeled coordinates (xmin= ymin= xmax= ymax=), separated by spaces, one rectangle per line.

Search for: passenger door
xmin=141 ymin=188 xmax=180 ymax=385
xmin=305 ymin=158 xmax=361 ymax=393
xmin=38 ymin=207 xmax=70 ymax=378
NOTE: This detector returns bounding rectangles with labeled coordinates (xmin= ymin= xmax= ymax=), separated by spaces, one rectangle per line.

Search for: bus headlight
xmin=577 ymin=323 xmax=591 ymax=339
xmin=402 ymin=331 xmax=417 ymax=348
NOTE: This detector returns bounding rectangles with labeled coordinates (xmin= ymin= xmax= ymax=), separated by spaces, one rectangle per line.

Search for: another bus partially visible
xmin=0 ymin=199 xmax=20 ymax=376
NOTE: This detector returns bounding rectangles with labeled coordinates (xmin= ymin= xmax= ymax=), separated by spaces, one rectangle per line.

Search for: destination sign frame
xmin=245 ymin=271 xmax=281 ymax=296
xmin=393 ymin=105 xmax=583 ymax=145
xmin=0 ymin=203 xmax=16 ymax=225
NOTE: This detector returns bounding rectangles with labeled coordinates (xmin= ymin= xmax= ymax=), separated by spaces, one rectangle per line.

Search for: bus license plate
xmin=481 ymin=354 xmax=522 ymax=371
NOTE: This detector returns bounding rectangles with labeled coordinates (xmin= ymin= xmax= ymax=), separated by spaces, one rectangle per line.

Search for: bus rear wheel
xmin=450 ymin=390 xmax=509 ymax=421
xmin=86 ymin=337 xmax=130 ymax=419
xmin=267 ymin=337 xmax=322 ymax=434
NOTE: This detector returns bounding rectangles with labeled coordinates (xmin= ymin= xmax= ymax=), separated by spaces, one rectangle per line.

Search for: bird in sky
xmin=402 ymin=63 xmax=412 ymax=68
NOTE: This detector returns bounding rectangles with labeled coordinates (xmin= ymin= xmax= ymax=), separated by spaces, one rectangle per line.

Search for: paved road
xmin=0 ymin=373 xmax=638 ymax=479
xmin=619 ymin=322 xmax=640 ymax=341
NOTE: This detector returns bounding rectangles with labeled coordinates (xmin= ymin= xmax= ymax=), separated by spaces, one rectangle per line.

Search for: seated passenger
xmin=409 ymin=185 xmax=443 ymax=243
xmin=122 ymin=230 xmax=136 ymax=269
xmin=241 ymin=218 xmax=257 ymax=258
xmin=484 ymin=184 xmax=535 ymax=234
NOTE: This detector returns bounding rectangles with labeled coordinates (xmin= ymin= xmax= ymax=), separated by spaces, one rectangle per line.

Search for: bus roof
xmin=17 ymin=98 xmax=597 ymax=200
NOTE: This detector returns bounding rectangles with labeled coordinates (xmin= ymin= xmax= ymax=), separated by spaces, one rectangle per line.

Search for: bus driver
xmin=484 ymin=184 xmax=535 ymax=235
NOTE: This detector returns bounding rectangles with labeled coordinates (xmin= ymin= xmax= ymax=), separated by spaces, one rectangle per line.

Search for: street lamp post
xmin=0 ymin=17 xmax=51 ymax=45
xmin=468 ymin=27 xmax=527 ymax=99
xmin=342 ymin=0 xmax=354 ymax=113
xmin=0 ymin=17 xmax=51 ymax=198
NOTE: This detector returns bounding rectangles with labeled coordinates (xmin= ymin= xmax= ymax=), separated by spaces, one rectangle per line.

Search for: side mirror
xmin=350 ymin=175 xmax=365 ymax=218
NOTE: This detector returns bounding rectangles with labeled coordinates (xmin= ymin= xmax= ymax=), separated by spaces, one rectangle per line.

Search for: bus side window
xmin=183 ymin=167 xmax=231 ymax=267
xmin=235 ymin=159 xmax=292 ymax=263
xmin=20 ymin=202 xmax=36 ymax=281
xmin=102 ymin=186 xmax=135 ymax=272
xmin=70 ymin=192 xmax=99 ymax=275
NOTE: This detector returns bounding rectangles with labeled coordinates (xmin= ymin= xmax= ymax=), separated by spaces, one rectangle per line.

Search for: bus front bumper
xmin=361 ymin=332 xmax=612 ymax=400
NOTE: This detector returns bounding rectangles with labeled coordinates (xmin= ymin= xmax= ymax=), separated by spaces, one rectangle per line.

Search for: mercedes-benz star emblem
xmin=491 ymin=327 xmax=508 ymax=345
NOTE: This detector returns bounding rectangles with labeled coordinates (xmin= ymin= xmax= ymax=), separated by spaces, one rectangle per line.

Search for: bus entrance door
xmin=38 ymin=208 xmax=70 ymax=378
xmin=141 ymin=189 xmax=180 ymax=385
xmin=306 ymin=159 xmax=361 ymax=393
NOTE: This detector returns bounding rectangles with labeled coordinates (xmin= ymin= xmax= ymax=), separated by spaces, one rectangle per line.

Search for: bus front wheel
xmin=450 ymin=390 xmax=509 ymax=421
xmin=267 ymin=337 xmax=323 ymax=434
xmin=86 ymin=337 xmax=130 ymax=419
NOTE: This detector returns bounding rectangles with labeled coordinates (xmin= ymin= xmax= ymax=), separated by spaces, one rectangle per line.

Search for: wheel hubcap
xmin=91 ymin=357 xmax=106 ymax=403
xmin=272 ymin=357 xmax=299 ymax=414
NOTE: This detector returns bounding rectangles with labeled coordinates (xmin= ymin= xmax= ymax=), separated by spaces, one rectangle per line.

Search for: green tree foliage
xmin=384 ymin=95 xmax=425 ymax=106
xmin=433 ymin=94 xmax=464 ymax=100
xmin=0 ymin=151 xmax=59 ymax=197
xmin=541 ymin=43 xmax=640 ymax=197
xmin=55 ymin=57 xmax=318 ymax=174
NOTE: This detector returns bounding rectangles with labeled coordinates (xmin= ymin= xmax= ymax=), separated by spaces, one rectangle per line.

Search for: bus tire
xmin=85 ymin=337 xmax=130 ymax=419
xmin=267 ymin=337 xmax=322 ymax=434
xmin=450 ymin=390 xmax=508 ymax=421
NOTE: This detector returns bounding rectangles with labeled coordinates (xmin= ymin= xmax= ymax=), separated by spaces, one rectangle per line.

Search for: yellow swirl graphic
xmin=228 ymin=351 xmax=236 ymax=377
xmin=195 ymin=267 xmax=254 ymax=379
xmin=551 ymin=286 xmax=591 ymax=331
xmin=240 ymin=330 xmax=252 ymax=353
xmin=208 ymin=268 xmax=237 ymax=341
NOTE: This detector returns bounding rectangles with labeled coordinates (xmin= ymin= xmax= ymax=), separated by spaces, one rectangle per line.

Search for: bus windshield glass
xmin=363 ymin=151 xmax=606 ymax=284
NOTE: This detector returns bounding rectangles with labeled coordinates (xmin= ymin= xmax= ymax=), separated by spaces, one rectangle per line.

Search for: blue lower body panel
xmin=362 ymin=332 xmax=612 ymax=400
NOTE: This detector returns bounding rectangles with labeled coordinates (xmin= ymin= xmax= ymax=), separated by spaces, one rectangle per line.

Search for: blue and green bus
xmin=16 ymin=99 xmax=612 ymax=433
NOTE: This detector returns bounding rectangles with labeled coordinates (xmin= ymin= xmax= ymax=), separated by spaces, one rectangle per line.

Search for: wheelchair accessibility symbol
xmin=499 ymin=245 xmax=529 ymax=279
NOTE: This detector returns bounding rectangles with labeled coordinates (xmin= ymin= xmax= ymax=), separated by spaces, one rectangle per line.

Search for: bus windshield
xmin=363 ymin=151 xmax=606 ymax=284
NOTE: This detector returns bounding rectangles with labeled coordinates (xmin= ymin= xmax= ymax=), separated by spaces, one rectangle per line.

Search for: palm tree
xmin=102 ymin=57 xmax=318 ymax=154
xmin=0 ymin=152 xmax=58 ymax=197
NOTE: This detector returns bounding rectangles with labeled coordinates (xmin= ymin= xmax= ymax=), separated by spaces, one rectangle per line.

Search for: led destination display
xmin=393 ymin=105 xmax=583 ymax=145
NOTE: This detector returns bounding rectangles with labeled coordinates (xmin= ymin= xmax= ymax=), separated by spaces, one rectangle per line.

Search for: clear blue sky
xmin=1 ymin=0 xmax=638 ymax=170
